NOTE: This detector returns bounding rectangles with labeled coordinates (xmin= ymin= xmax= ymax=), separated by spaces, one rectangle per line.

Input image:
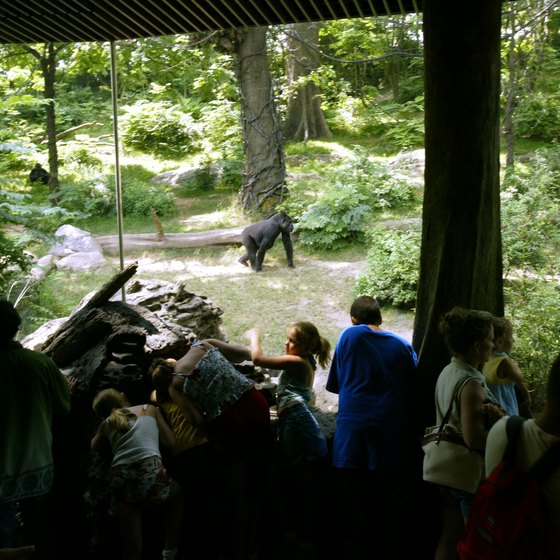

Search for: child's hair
xmin=92 ymin=388 xmax=136 ymax=433
xmin=491 ymin=316 xmax=513 ymax=341
xmin=350 ymin=296 xmax=382 ymax=326
xmin=439 ymin=306 xmax=493 ymax=355
xmin=290 ymin=321 xmax=331 ymax=369
xmin=150 ymin=358 xmax=175 ymax=400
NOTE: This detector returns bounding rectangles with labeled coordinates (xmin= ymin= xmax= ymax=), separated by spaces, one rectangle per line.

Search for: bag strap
xmin=504 ymin=415 xmax=560 ymax=484
xmin=440 ymin=376 xmax=475 ymax=429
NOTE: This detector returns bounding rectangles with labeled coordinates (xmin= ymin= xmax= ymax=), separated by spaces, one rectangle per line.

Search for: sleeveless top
xmin=483 ymin=352 xmax=519 ymax=416
xmin=109 ymin=414 xmax=161 ymax=467
xmin=160 ymin=401 xmax=208 ymax=454
xmin=181 ymin=347 xmax=253 ymax=422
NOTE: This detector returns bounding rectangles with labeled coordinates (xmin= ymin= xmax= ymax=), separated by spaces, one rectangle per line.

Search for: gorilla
xmin=29 ymin=163 xmax=50 ymax=185
xmin=238 ymin=211 xmax=294 ymax=272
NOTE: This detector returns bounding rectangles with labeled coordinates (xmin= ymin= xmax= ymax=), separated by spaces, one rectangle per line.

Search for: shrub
xmin=355 ymin=224 xmax=421 ymax=309
xmin=505 ymin=277 xmax=560 ymax=413
xmin=0 ymin=231 xmax=31 ymax=297
xmin=338 ymin=147 xmax=418 ymax=210
xmin=199 ymin=99 xmax=243 ymax=161
xmin=294 ymin=148 xmax=418 ymax=249
xmin=121 ymin=101 xmax=200 ymax=160
xmin=56 ymin=177 xmax=113 ymax=217
xmin=62 ymin=147 xmax=103 ymax=168
xmin=121 ymin=178 xmax=176 ymax=218
xmin=514 ymin=93 xmax=560 ymax=141
xmin=360 ymin=99 xmax=425 ymax=151
xmin=296 ymin=182 xmax=373 ymax=248
xmin=501 ymin=149 xmax=560 ymax=274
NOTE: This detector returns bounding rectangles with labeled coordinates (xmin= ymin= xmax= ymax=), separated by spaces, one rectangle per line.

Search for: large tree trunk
xmin=235 ymin=27 xmax=286 ymax=214
xmin=503 ymin=5 xmax=517 ymax=168
xmin=23 ymin=43 xmax=62 ymax=203
xmin=413 ymin=1 xmax=504 ymax=424
xmin=284 ymin=23 xmax=332 ymax=141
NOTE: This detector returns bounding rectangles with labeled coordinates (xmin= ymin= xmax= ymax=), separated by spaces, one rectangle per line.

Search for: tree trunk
xmin=41 ymin=44 xmax=60 ymax=202
xmin=284 ymin=23 xmax=332 ymax=141
xmin=413 ymin=1 xmax=504 ymax=424
xmin=503 ymin=5 xmax=517 ymax=168
xmin=24 ymin=43 xmax=61 ymax=203
xmin=235 ymin=27 xmax=286 ymax=214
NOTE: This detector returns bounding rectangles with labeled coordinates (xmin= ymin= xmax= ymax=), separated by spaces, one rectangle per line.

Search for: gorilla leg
xmin=240 ymin=237 xmax=259 ymax=270
xmin=255 ymin=246 xmax=269 ymax=271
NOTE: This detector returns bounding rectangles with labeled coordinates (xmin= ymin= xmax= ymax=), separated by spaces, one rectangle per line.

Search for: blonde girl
xmin=91 ymin=389 xmax=182 ymax=560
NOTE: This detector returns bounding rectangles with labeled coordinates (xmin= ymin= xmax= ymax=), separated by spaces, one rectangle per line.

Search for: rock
xmin=46 ymin=224 xmax=107 ymax=272
xmin=151 ymin=163 xmax=222 ymax=187
xmin=55 ymin=251 xmax=108 ymax=271
xmin=51 ymin=236 xmax=102 ymax=255
xmin=55 ymin=224 xmax=91 ymax=239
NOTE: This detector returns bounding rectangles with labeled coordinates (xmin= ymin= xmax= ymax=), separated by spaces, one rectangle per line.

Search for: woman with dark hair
xmin=433 ymin=306 xmax=505 ymax=560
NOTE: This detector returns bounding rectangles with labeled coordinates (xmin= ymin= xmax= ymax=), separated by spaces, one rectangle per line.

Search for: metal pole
xmin=109 ymin=40 xmax=126 ymax=301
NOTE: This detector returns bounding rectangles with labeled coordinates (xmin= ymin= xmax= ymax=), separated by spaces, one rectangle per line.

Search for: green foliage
xmin=355 ymin=224 xmax=420 ymax=309
xmin=62 ymin=147 xmax=104 ymax=168
xmin=0 ymin=231 xmax=31 ymax=297
xmin=514 ymin=93 xmax=560 ymax=141
xmin=121 ymin=101 xmax=200 ymax=160
xmin=296 ymin=182 xmax=372 ymax=248
xmin=0 ymin=188 xmax=81 ymax=234
xmin=505 ymin=277 xmax=560 ymax=410
xmin=217 ymin=158 xmax=243 ymax=191
xmin=199 ymin=99 xmax=243 ymax=161
xmin=294 ymin=148 xmax=418 ymax=248
xmin=56 ymin=177 xmax=113 ymax=217
xmin=340 ymin=147 xmax=418 ymax=209
xmin=56 ymin=87 xmax=109 ymax=128
xmin=359 ymin=98 xmax=425 ymax=151
xmin=56 ymin=160 xmax=176 ymax=219
xmin=120 ymin=178 xmax=176 ymax=218
xmin=501 ymin=148 xmax=560 ymax=274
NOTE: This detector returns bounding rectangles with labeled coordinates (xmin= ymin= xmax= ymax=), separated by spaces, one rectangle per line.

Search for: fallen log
xmin=95 ymin=227 xmax=245 ymax=253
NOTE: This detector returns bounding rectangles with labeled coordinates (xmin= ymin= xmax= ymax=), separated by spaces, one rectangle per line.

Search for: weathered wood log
xmin=41 ymin=307 xmax=113 ymax=366
xmin=40 ymin=263 xmax=138 ymax=361
xmin=95 ymin=227 xmax=245 ymax=253
xmin=83 ymin=261 xmax=138 ymax=309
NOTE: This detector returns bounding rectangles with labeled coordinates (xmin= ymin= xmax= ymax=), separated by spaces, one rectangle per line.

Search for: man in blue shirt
xmin=327 ymin=296 xmax=417 ymax=558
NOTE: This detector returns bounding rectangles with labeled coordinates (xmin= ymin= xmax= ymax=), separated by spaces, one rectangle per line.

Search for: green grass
xmin=17 ymin=141 xmax=419 ymax=346
xmin=18 ymin=268 xmax=116 ymax=335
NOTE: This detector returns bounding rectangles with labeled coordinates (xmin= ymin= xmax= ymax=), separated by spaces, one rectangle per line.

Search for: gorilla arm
xmin=281 ymin=230 xmax=294 ymax=267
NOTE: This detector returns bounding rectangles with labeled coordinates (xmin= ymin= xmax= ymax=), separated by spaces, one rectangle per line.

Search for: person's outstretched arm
xmin=203 ymin=338 xmax=252 ymax=363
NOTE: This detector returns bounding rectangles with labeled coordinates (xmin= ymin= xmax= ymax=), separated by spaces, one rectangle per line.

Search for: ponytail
xmin=290 ymin=321 xmax=332 ymax=369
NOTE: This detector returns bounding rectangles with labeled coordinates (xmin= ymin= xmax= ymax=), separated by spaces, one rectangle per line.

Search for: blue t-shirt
xmin=327 ymin=324 xmax=418 ymax=470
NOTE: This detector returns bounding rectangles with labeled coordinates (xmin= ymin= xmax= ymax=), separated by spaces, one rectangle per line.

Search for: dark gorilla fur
xmin=238 ymin=211 xmax=294 ymax=272
xmin=29 ymin=163 xmax=50 ymax=185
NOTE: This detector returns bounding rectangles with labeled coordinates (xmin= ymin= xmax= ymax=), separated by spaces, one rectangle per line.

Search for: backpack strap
xmin=504 ymin=415 xmax=560 ymax=484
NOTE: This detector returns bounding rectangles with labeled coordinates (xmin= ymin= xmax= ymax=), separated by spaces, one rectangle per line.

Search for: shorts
xmin=437 ymin=485 xmax=474 ymax=518
xmin=277 ymin=402 xmax=327 ymax=466
xmin=109 ymin=456 xmax=170 ymax=512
